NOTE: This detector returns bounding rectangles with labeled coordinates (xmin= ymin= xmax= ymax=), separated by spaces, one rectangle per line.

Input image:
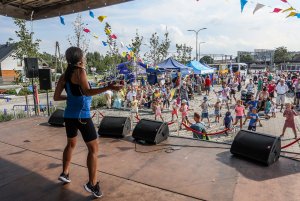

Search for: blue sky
xmin=1 ymin=0 xmax=300 ymax=57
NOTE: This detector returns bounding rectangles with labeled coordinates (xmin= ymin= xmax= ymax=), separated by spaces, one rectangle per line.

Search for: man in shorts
xmin=276 ymin=79 xmax=289 ymax=112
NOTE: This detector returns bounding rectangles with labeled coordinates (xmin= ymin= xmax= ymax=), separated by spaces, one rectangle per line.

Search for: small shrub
xmin=0 ymin=112 xmax=14 ymax=122
xmin=91 ymin=95 xmax=106 ymax=109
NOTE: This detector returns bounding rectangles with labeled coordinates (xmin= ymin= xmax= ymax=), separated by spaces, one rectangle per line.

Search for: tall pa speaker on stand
xmin=24 ymin=58 xmax=39 ymax=115
xmin=230 ymin=130 xmax=281 ymax=166
xmin=24 ymin=58 xmax=39 ymax=78
xmin=98 ymin=116 xmax=131 ymax=138
xmin=38 ymin=69 xmax=52 ymax=116
xmin=132 ymin=119 xmax=169 ymax=144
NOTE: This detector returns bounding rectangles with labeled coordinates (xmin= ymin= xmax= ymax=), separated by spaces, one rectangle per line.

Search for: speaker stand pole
xmin=46 ymin=90 xmax=50 ymax=116
xmin=31 ymin=78 xmax=37 ymax=116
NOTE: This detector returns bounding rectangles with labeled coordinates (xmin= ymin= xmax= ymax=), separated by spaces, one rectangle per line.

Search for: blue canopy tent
xmin=157 ymin=57 xmax=191 ymax=77
xmin=117 ymin=61 xmax=147 ymax=75
xmin=187 ymin=61 xmax=215 ymax=75
xmin=146 ymin=67 xmax=164 ymax=85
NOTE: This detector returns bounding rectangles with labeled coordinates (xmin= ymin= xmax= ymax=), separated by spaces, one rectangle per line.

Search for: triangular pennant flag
xmin=120 ymin=42 xmax=125 ymax=48
xmin=102 ymin=41 xmax=108 ymax=46
xmin=121 ymin=52 xmax=127 ymax=57
xmin=133 ymin=57 xmax=136 ymax=62
xmin=83 ymin=28 xmax=91 ymax=33
xmin=92 ymin=33 xmax=99 ymax=39
xmin=282 ymin=7 xmax=295 ymax=13
xmin=286 ymin=11 xmax=297 ymax=18
xmin=281 ymin=0 xmax=288 ymax=3
xmin=240 ymin=0 xmax=248 ymax=13
xmin=129 ymin=51 xmax=134 ymax=57
xmin=105 ymin=28 xmax=112 ymax=35
xmin=296 ymin=13 xmax=300 ymax=18
xmin=15 ymin=88 xmax=21 ymax=94
xmin=59 ymin=16 xmax=65 ymax=25
xmin=126 ymin=46 xmax=133 ymax=51
xmin=127 ymin=54 xmax=131 ymax=61
xmin=272 ymin=8 xmax=282 ymax=13
xmin=98 ymin=16 xmax=107 ymax=22
xmin=253 ymin=3 xmax=265 ymax=14
xmin=109 ymin=44 xmax=113 ymax=49
xmin=110 ymin=34 xmax=117 ymax=39
xmin=89 ymin=10 xmax=95 ymax=18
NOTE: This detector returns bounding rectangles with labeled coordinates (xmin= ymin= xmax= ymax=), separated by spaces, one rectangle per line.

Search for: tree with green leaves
xmin=175 ymin=44 xmax=192 ymax=64
xmin=10 ymin=18 xmax=41 ymax=59
xmin=274 ymin=46 xmax=290 ymax=63
xmin=130 ymin=30 xmax=143 ymax=59
xmin=200 ymin=56 xmax=214 ymax=64
xmin=67 ymin=14 xmax=89 ymax=54
xmin=145 ymin=30 xmax=171 ymax=65
xmin=239 ymin=53 xmax=253 ymax=63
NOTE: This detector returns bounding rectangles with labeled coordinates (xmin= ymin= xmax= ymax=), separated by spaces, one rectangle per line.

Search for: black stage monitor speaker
xmin=38 ymin=69 xmax=52 ymax=90
xmin=98 ymin=116 xmax=131 ymax=138
xmin=230 ymin=130 xmax=281 ymax=166
xmin=132 ymin=119 xmax=169 ymax=144
xmin=24 ymin=58 xmax=39 ymax=78
xmin=48 ymin=109 xmax=65 ymax=127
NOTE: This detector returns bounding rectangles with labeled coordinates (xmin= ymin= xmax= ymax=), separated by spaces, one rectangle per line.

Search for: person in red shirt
xmin=267 ymin=80 xmax=276 ymax=100
xmin=204 ymin=75 xmax=211 ymax=96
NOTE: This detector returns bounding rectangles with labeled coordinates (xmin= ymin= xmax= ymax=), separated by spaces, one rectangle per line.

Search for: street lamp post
xmin=198 ymin=42 xmax=206 ymax=61
xmin=187 ymin=28 xmax=207 ymax=61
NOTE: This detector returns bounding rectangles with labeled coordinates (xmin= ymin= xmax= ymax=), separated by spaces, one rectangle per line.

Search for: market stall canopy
xmin=117 ymin=61 xmax=146 ymax=75
xmin=0 ymin=0 xmax=132 ymax=20
xmin=187 ymin=60 xmax=215 ymax=75
xmin=157 ymin=57 xmax=189 ymax=71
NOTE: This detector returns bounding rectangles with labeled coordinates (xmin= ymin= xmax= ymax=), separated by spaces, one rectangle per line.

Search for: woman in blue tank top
xmin=54 ymin=47 xmax=122 ymax=198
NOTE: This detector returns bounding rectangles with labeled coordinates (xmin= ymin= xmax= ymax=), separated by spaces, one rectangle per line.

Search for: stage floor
xmin=0 ymin=117 xmax=300 ymax=201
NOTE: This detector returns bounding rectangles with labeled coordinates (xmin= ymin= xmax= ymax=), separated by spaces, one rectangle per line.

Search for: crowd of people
xmin=99 ymin=69 xmax=300 ymax=140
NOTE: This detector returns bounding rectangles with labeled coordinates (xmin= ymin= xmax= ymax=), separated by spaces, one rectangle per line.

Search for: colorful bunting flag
xmin=15 ymin=88 xmax=21 ymax=94
xmin=105 ymin=28 xmax=112 ymax=35
xmin=121 ymin=52 xmax=127 ymax=57
xmin=110 ymin=34 xmax=117 ymax=39
xmin=127 ymin=54 xmax=131 ymax=61
xmin=98 ymin=16 xmax=107 ymax=22
xmin=59 ymin=16 xmax=65 ymax=25
xmin=89 ymin=10 xmax=95 ymax=18
xmin=120 ymin=42 xmax=125 ymax=48
xmin=281 ymin=0 xmax=288 ymax=3
xmin=129 ymin=51 xmax=134 ymax=57
xmin=253 ymin=3 xmax=265 ymax=14
xmin=286 ymin=11 xmax=297 ymax=18
xmin=282 ymin=7 xmax=295 ymax=13
xmin=240 ymin=0 xmax=248 ymax=13
xmin=92 ymin=33 xmax=99 ymax=39
xmin=83 ymin=28 xmax=91 ymax=33
xmin=273 ymin=8 xmax=282 ymax=13
xmin=296 ymin=13 xmax=300 ymax=18
xmin=126 ymin=46 xmax=133 ymax=51
xmin=102 ymin=41 xmax=108 ymax=46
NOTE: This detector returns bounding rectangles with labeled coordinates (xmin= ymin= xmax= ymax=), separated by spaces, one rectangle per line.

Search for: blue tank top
xmin=64 ymin=82 xmax=92 ymax=118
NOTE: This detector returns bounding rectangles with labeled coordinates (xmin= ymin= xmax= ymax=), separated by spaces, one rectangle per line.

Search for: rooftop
xmin=0 ymin=0 xmax=132 ymax=20
xmin=0 ymin=43 xmax=15 ymax=62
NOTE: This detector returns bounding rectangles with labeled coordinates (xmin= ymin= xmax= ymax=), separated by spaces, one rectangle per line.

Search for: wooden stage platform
xmin=0 ymin=117 xmax=300 ymax=201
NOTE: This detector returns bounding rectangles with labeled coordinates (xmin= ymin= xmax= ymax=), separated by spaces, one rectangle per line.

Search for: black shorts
xmin=64 ymin=118 xmax=97 ymax=142
xmin=230 ymin=89 xmax=236 ymax=95
xmin=248 ymin=125 xmax=256 ymax=131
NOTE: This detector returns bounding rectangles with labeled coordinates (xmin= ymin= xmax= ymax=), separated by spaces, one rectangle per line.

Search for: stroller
xmin=241 ymin=90 xmax=254 ymax=105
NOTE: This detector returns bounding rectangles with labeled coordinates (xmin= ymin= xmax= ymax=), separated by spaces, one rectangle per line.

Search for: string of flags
xmin=240 ymin=0 xmax=300 ymax=19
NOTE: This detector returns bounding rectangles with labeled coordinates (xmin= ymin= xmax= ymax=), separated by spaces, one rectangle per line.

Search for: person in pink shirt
xmin=179 ymin=99 xmax=189 ymax=129
xmin=281 ymin=103 xmax=298 ymax=139
xmin=233 ymin=100 xmax=245 ymax=129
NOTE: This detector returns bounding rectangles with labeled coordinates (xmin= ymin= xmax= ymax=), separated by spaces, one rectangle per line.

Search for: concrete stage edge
xmin=0 ymin=117 xmax=299 ymax=201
